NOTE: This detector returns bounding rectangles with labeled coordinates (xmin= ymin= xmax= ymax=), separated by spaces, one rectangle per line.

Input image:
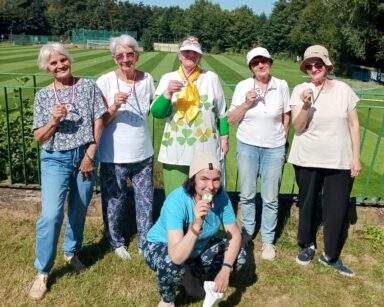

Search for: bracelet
xmin=222 ymin=263 xmax=233 ymax=271
xmin=85 ymin=152 xmax=94 ymax=164
xmin=190 ymin=222 xmax=203 ymax=236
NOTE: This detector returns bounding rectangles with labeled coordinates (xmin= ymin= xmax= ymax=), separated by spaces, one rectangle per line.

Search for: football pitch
xmin=0 ymin=45 xmax=383 ymax=198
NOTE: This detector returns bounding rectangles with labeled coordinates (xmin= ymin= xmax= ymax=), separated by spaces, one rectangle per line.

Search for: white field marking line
xmin=360 ymin=99 xmax=384 ymax=102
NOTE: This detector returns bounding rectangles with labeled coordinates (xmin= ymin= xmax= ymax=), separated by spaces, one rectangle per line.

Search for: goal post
xmin=86 ymin=39 xmax=110 ymax=49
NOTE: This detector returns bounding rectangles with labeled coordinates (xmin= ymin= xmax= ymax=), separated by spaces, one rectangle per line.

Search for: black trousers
xmin=294 ymin=165 xmax=353 ymax=260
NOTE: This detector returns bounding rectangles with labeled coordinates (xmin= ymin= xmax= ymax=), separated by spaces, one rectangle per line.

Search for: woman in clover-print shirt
xmin=151 ymin=36 xmax=229 ymax=196
xmin=29 ymin=42 xmax=106 ymax=301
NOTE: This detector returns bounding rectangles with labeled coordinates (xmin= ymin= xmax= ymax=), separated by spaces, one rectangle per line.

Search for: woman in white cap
xmin=227 ymin=47 xmax=290 ymax=261
xmin=288 ymin=45 xmax=361 ymax=277
xmin=144 ymin=152 xmax=246 ymax=307
xmin=96 ymin=35 xmax=155 ymax=260
xmin=151 ymin=36 xmax=229 ymax=196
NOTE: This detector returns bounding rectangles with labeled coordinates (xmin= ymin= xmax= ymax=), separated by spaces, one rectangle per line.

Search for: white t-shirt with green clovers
xmin=153 ymin=70 xmax=226 ymax=165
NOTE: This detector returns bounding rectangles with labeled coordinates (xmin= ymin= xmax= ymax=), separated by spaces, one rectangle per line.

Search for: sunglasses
xmin=304 ymin=62 xmax=324 ymax=70
xmin=114 ymin=52 xmax=136 ymax=62
xmin=250 ymin=57 xmax=270 ymax=66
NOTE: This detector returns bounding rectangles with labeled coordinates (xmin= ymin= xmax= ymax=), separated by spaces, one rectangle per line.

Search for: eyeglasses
xmin=250 ymin=57 xmax=270 ymax=66
xmin=114 ymin=52 xmax=136 ymax=62
xmin=304 ymin=62 xmax=324 ymax=70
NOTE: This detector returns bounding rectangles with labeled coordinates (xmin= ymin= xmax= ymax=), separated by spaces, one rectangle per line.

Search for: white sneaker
xmin=261 ymin=243 xmax=276 ymax=261
xmin=114 ymin=246 xmax=132 ymax=260
xmin=157 ymin=300 xmax=175 ymax=307
xmin=64 ymin=255 xmax=87 ymax=272
xmin=29 ymin=274 xmax=48 ymax=300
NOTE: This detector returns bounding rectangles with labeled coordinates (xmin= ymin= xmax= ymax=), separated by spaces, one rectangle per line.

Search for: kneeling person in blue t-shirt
xmin=144 ymin=152 xmax=246 ymax=307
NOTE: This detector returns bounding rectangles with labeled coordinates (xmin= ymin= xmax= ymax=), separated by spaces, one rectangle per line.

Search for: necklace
xmin=116 ymin=70 xmax=136 ymax=94
xmin=115 ymin=70 xmax=144 ymax=119
xmin=53 ymin=77 xmax=75 ymax=111
xmin=180 ymin=66 xmax=197 ymax=86
xmin=311 ymin=79 xmax=326 ymax=105
xmin=183 ymin=66 xmax=196 ymax=78
xmin=253 ymin=76 xmax=270 ymax=104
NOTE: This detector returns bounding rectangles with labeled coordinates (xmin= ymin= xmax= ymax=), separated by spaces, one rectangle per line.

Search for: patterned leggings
xmin=100 ymin=157 xmax=154 ymax=250
xmin=143 ymin=237 xmax=247 ymax=303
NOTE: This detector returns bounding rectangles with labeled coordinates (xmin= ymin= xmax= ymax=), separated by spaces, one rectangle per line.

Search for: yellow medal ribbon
xmin=176 ymin=66 xmax=201 ymax=124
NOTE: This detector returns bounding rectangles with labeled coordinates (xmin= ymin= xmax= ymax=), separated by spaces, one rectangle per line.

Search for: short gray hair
xmin=110 ymin=35 xmax=139 ymax=55
xmin=37 ymin=42 xmax=73 ymax=73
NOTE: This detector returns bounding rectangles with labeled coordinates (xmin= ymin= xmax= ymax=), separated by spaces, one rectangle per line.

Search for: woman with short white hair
xmin=97 ymin=35 xmax=155 ymax=260
xmin=30 ymin=42 xmax=106 ymax=300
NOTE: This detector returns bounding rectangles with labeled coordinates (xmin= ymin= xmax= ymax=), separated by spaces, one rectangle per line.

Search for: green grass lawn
xmin=0 ymin=45 xmax=384 ymax=306
xmin=0 ymin=203 xmax=383 ymax=306
xmin=0 ymin=45 xmax=383 ymax=198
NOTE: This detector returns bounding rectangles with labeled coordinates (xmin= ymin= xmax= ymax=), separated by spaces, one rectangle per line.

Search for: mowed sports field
xmin=0 ymin=45 xmax=384 ymax=307
xmin=0 ymin=45 xmax=383 ymax=197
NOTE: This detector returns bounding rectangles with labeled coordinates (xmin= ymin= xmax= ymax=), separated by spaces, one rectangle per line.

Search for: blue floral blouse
xmin=33 ymin=78 xmax=107 ymax=151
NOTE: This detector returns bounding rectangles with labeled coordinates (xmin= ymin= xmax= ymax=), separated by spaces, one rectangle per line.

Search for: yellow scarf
xmin=176 ymin=66 xmax=201 ymax=124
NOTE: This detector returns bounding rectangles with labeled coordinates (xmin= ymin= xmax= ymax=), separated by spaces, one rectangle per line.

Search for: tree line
xmin=1 ymin=0 xmax=383 ymax=68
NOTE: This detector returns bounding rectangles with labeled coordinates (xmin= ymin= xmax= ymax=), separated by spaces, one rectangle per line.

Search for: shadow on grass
xmin=274 ymin=194 xmax=294 ymax=243
xmin=223 ymin=241 xmax=257 ymax=306
xmin=47 ymin=238 xmax=109 ymax=287
xmin=120 ymin=188 xmax=166 ymax=240
xmin=173 ymin=241 xmax=258 ymax=306
xmin=228 ymin=192 xmax=294 ymax=244
xmin=47 ymin=188 xmax=167 ymax=286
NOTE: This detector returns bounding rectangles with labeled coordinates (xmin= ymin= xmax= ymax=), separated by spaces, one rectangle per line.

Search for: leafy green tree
xmin=225 ymin=6 xmax=263 ymax=53
xmin=288 ymin=0 xmax=340 ymax=61
xmin=185 ymin=0 xmax=229 ymax=52
xmin=0 ymin=0 xmax=50 ymax=35
xmin=324 ymin=0 xmax=384 ymax=66
xmin=263 ymin=0 xmax=309 ymax=54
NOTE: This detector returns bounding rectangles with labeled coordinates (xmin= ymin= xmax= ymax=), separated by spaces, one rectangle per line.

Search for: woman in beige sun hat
xmin=288 ymin=44 xmax=361 ymax=277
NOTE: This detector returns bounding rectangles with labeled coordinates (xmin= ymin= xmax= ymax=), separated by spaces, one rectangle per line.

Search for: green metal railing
xmin=0 ymin=74 xmax=383 ymax=205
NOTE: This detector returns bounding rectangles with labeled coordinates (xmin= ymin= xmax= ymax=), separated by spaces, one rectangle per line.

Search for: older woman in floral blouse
xmin=29 ymin=42 xmax=106 ymax=300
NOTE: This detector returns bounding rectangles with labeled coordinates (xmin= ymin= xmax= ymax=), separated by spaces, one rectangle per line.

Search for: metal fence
xmin=0 ymin=74 xmax=383 ymax=205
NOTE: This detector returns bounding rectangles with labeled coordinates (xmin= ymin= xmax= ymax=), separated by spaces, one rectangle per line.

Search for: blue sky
xmin=127 ymin=0 xmax=276 ymax=16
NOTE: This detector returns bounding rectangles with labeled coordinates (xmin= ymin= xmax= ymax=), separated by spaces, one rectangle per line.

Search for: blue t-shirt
xmin=147 ymin=187 xmax=236 ymax=257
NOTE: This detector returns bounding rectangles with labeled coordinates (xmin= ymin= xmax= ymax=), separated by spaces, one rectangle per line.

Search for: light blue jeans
xmin=34 ymin=146 xmax=96 ymax=275
xmin=237 ymin=141 xmax=285 ymax=244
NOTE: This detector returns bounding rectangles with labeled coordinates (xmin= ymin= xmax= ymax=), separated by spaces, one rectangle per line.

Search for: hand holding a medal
xmin=113 ymin=89 xmax=131 ymax=110
xmin=245 ymin=89 xmax=257 ymax=108
xmin=300 ymin=83 xmax=315 ymax=110
xmin=163 ymin=80 xmax=183 ymax=100
xmin=51 ymin=104 xmax=68 ymax=123
xmin=193 ymin=194 xmax=212 ymax=227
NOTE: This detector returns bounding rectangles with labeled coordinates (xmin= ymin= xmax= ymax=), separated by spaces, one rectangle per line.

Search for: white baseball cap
xmin=246 ymin=47 xmax=272 ymax=67
xmin=179 ymin=37 xmax=203 ymax=55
